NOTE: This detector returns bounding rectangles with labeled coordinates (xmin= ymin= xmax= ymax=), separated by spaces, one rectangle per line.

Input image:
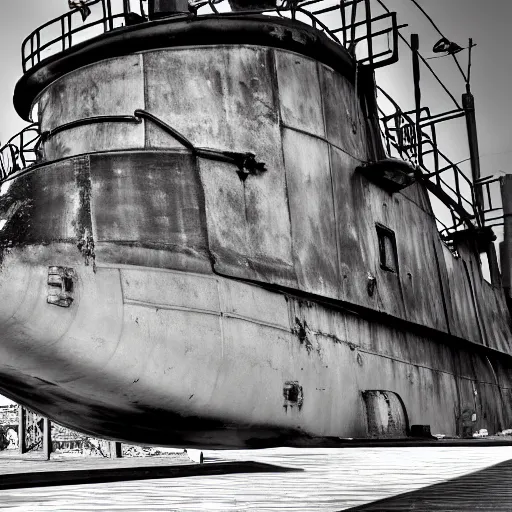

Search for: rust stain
xmin=73 ymin=155 xmax=96 ymax=271
xmin=293 ymin=317 xmax=313 ymax=354
xmin=283 ymin=381 xmax=304 ymax=412
xmin=0 ymin=175 xmax=33 ymax=266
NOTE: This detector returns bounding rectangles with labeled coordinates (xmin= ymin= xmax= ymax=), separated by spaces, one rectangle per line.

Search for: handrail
xmin=376 ymin=85 xmax=480 ymax=237
xmin=0 ymin=124 xmax=41 ymax=182
xmin=21 ymin=0 xmax=147 ymax=72
xmin=474 ymin=175 xmax=504 ymax=228
xmin=20 ymin=0 xmax=399 ymax=73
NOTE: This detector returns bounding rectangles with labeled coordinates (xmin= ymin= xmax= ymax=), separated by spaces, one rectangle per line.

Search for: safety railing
xmin=376 ymin=86 xmax=480 ymax=238
xmin=0 ymin=125 xmax=41 ymax=183
xmin=22 ymin=0 xmax=148 ymax=72
xmin=474 ymin=175 xmax=504 ymax=228
xmin=21 ymin=0 xmax=400 ymax=73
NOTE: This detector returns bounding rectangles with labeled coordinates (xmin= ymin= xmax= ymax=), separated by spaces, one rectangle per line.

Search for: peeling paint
xmin=73 ymin=156 xmax=96 ymax=271
xmin=0 ymin=175 xmax=33 ymax=266
xmin=293 ymin=317 xmax=314 ymax=354
xmin=283 ymin=381 xmax=304 ymax=412
xmin=77 ymin=232 xmax=96 ymax=271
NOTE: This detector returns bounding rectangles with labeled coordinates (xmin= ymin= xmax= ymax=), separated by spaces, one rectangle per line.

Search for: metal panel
xmin=218 ymin=278 xmax=289 ymax=331
xmin=143 ymin=46 xmax=282 ymax=166
xmin=43 ymin=124 xmax=143 ymax=161
xmin=330 ymin=146 xmax=377 ymax=309
xmin=390 ymin=188 xmax=447 ymax=330
xmin=198 ymin=157 xmax=296 ymax=286
xmin=144 ymin=46 xmax=295 ymax=284
xmin=441 ymin=245 xmax=480 ymax=343
xmin=478 ymin=281 xmax=512 ymax=353
xmin=38 ymin=55 xmax=144 ymax=131
xmin=121 ymin=268 xmax=220 ymax=314
xmin=460 ymin=247 xmax=511 ymax=353
xmin=283 ymin=129 xmax=340 ymax=298
xmin=89 ymin=152 xmax=210 ymax=271
xmin=106 ymin=303 xmax=224 ymax=410
xmin=37 ymin=55 xmax=144 ymax=159
xmin=275 ymin=50 xmax=325 ymax=138
xmin=29 ymin=159 xmax=81 ymax=242
xmin=319 ymin=64 xmax=368 ymax=161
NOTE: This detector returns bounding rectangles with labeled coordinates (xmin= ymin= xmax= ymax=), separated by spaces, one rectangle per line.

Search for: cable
xmin=374 ymin=0 xmax=461 ymax=109
xmin=408 ymin=0 xmax=468 ymax=83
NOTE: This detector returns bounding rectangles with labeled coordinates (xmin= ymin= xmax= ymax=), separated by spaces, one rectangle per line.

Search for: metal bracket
xmin=47 ymin=266 xmax=76 ymax=307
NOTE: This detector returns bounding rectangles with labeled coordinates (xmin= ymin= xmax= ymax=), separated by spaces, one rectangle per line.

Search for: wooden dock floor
xmin=2 ymin=445 xmax=512 ymax=510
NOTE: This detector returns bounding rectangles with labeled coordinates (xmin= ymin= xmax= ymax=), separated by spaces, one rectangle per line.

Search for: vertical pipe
xmin=364 ymin=0 xmax=373 ymax=68
xmin=110 ymin=441 xmax=123 ymax=458
xmin=18 ymin=406 xmax=26 ymax=455
xmin=411 ymin=34 xmax=422 ymax=167
xmin=43 ymin=418 xmax=52 ymax=460
xmin=463 ymin=91 xmax=483 ymax=222
xmin=501 ymin=175 xmax=512 ymax=303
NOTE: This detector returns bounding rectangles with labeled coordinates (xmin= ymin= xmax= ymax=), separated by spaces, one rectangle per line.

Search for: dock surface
xmin=2 ymin=445 xmax=512 ymax=510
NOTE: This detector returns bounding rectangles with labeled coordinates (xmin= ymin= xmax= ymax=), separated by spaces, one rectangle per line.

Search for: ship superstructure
xmin=0 ymin=0 xmax=510 ymax=447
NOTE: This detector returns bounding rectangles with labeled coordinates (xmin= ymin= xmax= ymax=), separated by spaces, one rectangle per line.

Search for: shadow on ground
xmin=344 ymin=457 xmax=512 ymax=511
xmin=0 ymin=461 xmax=301 ymax=490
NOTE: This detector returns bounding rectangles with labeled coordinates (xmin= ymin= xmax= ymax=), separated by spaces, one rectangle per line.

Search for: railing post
xmin=18 ymin=406 xmax=26 ymax=455
xmin=411 ymin=33 xmax=422 ymax=168
xmin=463 ymin=90 xmax=484 ymax=223
xmin=43 ymin=418 xmax=52 ymax=460
xmin=109 ymin=441 xmax=123 ymax=458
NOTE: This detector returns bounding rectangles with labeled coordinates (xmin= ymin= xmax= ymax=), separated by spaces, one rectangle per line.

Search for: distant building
xmin=0 ymin=404 xmax=18 ymax=428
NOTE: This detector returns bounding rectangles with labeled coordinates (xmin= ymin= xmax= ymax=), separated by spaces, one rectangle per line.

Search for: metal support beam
xmin=110 ymin=441 xmax=123 ymax=458
xmin=18 ymin=407 xmax=26 ymax=455
xmin=411 ymin=33 xmax=422 ymax=167
xmin=43 ymin=418 xmax=52 ymax=460
xmin=463 ymin=91 xmax=483 ymax=220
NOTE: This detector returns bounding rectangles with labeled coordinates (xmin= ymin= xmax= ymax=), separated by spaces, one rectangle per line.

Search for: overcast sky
xmin=0 ymin=1 xmax=510 ymax=406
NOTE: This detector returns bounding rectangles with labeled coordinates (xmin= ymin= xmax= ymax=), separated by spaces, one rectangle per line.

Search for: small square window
xmin=376 ymin=224 xmax=398 ymax=273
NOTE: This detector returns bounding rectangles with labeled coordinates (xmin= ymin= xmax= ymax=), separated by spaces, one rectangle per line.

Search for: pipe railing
xmin=474 ymin=175 xmax=504 ymax=228
xmin=376 ymin=85 xmax=482 ymax=238
xmin=22 ymin=0 xmax=148 ymax=72
xmin=0 ymin=125 xmax=41 ymax=183
xmin=21 ymin=0 xmax=399 ymax=73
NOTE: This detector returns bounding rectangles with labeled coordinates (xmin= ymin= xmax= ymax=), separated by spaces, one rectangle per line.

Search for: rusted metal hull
xmin=1 ymin=18 xmax=512 ymax=447
xmin=0 ymin=240 xmax=511 ymax=448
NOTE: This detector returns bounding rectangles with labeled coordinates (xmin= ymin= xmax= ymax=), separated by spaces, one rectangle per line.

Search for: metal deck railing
xmin=21 ymin=0 xmax=399 ymax=73
xmin=475 ymin=175 xmax=504 ymax=228
xmin=22 ymin=0 xmax=147 ymax=72
xmin=0 ymin=124 xmax=41 ymax=183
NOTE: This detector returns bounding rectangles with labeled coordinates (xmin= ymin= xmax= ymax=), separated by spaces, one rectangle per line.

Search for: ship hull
xmin=0 ymin=243 xmax=511 ymax=448
xmin=1 ymin=16 xmax=511 ymax=447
